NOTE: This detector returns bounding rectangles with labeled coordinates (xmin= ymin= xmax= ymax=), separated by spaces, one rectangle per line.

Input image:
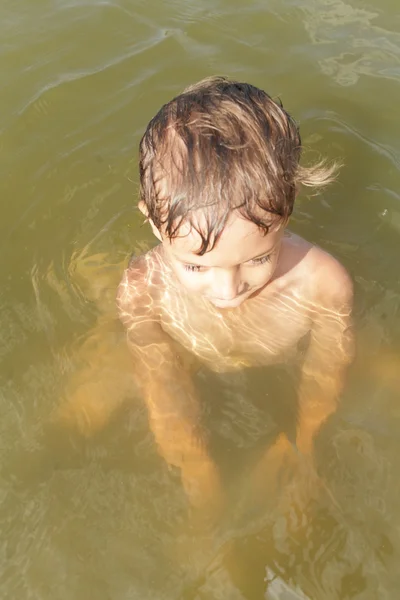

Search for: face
xmin=158 ymin=211 xmax=285 ymax=309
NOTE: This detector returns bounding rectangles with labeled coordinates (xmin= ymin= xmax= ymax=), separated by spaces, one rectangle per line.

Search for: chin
xmin=207 ymin=284 xmax=267 ymax=309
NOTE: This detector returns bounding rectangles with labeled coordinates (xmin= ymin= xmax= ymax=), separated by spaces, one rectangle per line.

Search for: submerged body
xmin=119 ymin=230 xmax=351 ymax=375
xmin=117 ymin=214 xmax=354 ymax=511
xmin=56 ymin=77 xmax=355 ymax=515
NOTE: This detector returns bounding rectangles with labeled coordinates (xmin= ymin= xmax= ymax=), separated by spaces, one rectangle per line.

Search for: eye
xmin=183 ymin=264 xmax=203 ymax=272
xmin=249 ymin=254 xmax=272 ymax=266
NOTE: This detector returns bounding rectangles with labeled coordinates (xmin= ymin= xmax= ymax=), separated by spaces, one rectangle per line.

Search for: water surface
xmin=1 ymin=0 xmax=400 ymax=598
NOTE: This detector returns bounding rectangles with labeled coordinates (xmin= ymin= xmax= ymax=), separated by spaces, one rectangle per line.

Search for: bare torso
xmin=124 ymin=232 xmax=324 ymax=372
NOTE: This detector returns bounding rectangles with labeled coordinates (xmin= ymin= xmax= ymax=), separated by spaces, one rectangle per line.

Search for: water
xmin=1 ymin=0 xmax=400 ymax=598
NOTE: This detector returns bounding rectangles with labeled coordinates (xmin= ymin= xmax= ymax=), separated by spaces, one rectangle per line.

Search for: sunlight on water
xmin=1 ymin=0 xmax=400 ymax=598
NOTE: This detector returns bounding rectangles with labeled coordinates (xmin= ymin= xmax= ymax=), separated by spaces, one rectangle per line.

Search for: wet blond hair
xmin=139 ymin=76 xmax=338 ymax=254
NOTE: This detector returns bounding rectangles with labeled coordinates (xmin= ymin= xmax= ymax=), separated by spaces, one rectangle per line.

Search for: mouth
xmin=207 ymin=295 xmax=247 ymax=309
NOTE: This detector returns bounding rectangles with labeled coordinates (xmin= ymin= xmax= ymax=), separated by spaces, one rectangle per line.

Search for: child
xmin=53 ymin=77 xmax=353 ymax=517
xmin=114 ymin=76 xmax=355 ymax=511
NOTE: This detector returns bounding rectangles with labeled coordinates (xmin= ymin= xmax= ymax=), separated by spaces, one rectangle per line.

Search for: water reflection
xmin=1 ymin=0 xmax=400 ymax=598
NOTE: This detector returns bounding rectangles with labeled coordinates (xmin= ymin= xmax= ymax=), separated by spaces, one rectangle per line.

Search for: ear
xmin=138 ymin=201 xmax=163 ymax=242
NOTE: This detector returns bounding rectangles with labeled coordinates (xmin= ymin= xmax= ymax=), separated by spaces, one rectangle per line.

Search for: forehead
xmin=165 ymin=211 xmax=283 ymax=267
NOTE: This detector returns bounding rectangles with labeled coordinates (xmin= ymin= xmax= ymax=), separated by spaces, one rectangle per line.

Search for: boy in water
xmin=115 ymin=76 xmax=354 ymax=510
xmin=56 ymin=76 xmax=354 ymax=514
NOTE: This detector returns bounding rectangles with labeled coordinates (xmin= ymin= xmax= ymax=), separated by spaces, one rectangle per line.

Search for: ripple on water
xmin=294 ymin=0 xmax=400 ymax=85
xmin=0 ymin=1 xmax=169 ymax=134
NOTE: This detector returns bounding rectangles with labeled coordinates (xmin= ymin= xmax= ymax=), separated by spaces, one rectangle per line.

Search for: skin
xmin=52 ymin=204 xmax=354 ymax=518
xmin=114 ymin=206 xmax=355 ymax=511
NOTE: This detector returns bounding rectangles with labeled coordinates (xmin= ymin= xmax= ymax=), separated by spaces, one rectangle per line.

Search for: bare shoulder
xmin=282 ymin=232 xmax=353 ymax=310
xmin=117 ymin=246 xmax=164 ymax=324
xmin=308 ymin=245 xmax=353 ymax=309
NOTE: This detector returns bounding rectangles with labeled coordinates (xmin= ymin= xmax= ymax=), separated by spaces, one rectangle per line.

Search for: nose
xmin=211 ymin=267 xmax=241 ymax=300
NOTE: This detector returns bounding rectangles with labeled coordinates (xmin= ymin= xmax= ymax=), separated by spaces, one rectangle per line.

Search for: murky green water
xmin=1 ymin=0 xmax=400 ymax=598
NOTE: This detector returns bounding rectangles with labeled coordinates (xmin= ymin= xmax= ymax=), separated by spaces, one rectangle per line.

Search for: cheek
xmin=244 ymin=262 xmax=277 ymax=286
xmin=175 ymin=268 xmax=207 ymax=291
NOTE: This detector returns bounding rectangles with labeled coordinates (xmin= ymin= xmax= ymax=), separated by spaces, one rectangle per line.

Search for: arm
xmin=239 ymin=260 xmax=354 ymax=510
xmin=117 ymin=262 xmax=222 ymax=510
xmin=52 ymin=315 xmax=134 ymax=437
xmin=295 ymin=262 xmax=355 ymax=456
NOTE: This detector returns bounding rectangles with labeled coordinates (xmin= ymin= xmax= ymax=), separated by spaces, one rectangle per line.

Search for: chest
xmin=159 ymin=287 xmax=312 ymax=371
